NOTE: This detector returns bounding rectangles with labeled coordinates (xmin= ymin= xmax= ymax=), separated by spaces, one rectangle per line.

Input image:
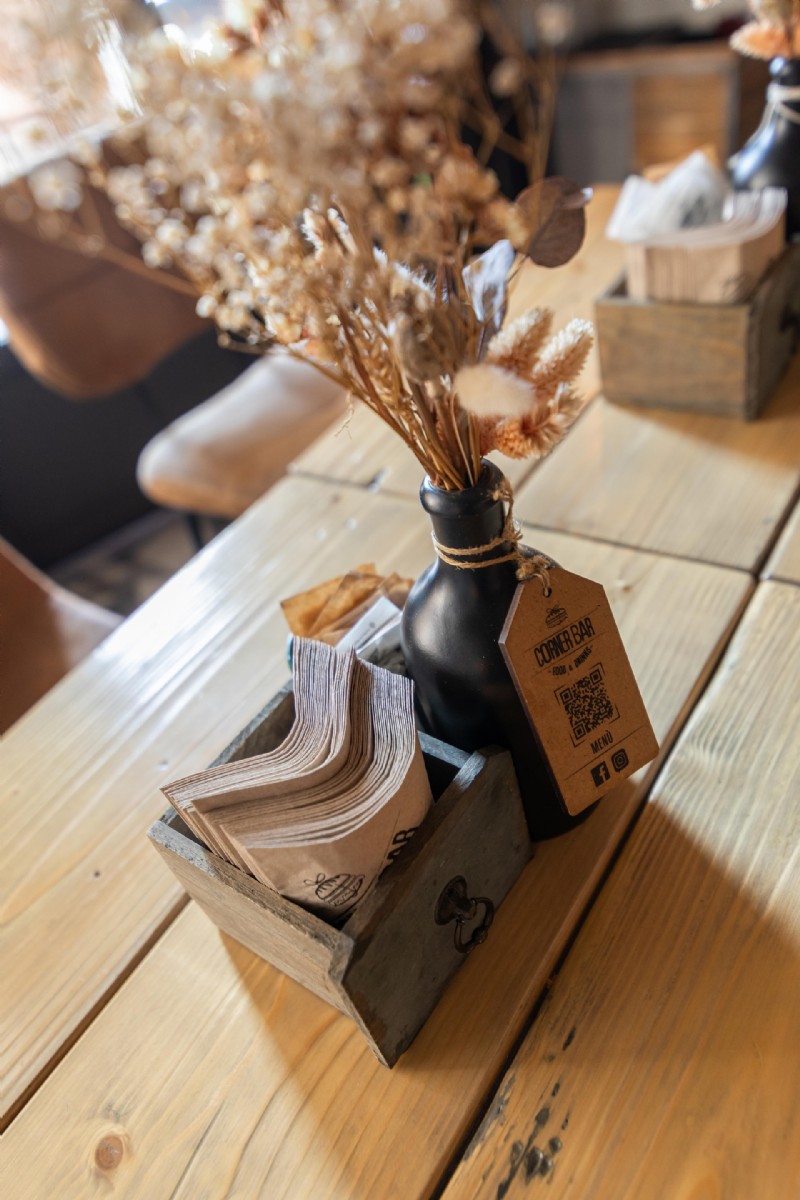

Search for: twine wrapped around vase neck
xmin=768 ymin=82 xmax=800 ymax=125
xmin=431 ymin=480 xmax=552 ymax=593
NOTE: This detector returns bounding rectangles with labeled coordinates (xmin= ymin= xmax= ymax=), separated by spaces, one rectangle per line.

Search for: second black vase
xmin=401 ymin=459 xmax=586 ymax=839
xmin=730 ymin=57 xmax=800 ymax=239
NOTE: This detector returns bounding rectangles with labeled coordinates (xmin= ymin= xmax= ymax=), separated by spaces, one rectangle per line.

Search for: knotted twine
xmin=432 ymin=480 xmax=552 ymax=595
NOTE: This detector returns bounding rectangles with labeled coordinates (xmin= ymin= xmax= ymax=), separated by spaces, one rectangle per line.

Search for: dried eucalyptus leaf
xmin=462 ymin=238 xmax=515 ymax=335
xmin=516 ymin=178 xmax=591 ymax=268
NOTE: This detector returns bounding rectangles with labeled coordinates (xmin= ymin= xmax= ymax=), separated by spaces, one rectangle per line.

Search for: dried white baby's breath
xmin=7 ymin=0 xmax=591 ymax=490
xmin=28 ymin=160 xmax=83 ymax=212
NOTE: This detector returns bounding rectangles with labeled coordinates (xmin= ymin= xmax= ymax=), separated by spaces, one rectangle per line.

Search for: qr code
xmin=557 ymin=666 xmax=615 ymax=743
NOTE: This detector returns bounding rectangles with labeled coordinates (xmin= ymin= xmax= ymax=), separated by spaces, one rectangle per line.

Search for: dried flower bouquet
xmin=6 ymin=0 xmax=593 ymax=492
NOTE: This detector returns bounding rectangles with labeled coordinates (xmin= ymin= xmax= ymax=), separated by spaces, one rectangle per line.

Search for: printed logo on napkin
xmin=500 ymin=567 xmax=658 ymax=815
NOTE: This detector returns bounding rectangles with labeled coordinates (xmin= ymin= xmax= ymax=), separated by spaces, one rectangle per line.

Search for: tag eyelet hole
xmin=543 ymin=586 xmax=552 ymax=598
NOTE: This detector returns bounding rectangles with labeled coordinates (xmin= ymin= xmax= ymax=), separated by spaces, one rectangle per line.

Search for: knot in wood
xmin=95 ymin=1134 xmax=125 ymax=1172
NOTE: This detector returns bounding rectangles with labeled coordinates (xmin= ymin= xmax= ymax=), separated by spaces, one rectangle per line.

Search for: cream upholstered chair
xmin=137 ymin=350 xmax=346 ymax=518
xmin=0 ymin=538 xmax=122 ymax=734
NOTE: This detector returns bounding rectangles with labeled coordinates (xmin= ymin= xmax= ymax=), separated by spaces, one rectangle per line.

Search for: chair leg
xmin=184 ymin=513 xmax=229 ymax=550
xmin=185 ymin=513 xmax=206 ymax=550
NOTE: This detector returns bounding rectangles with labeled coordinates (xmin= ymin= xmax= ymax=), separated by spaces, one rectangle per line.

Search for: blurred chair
xmin=1 ymin=192 xmax=344 ymax=545
xmin=0 ymin=213 xmax=204 ymax=400
xmin=137 ymin=351 xmax=346 ymax=518
xmin=0 ymin=537 xmax=122 ymax=734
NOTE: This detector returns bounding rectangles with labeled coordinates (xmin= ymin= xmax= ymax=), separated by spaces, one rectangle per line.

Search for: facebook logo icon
xmin=591 ymin=761 xmax=611 ymax=787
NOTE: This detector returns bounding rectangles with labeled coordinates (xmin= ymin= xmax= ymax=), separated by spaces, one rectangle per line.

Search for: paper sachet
xmin=281 ymin=566 xmax=413 ymax=665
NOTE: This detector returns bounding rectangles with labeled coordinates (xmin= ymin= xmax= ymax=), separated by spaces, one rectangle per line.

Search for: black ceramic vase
xmin=401 ymin=459 xmax=583 ymax=839
xmin=730 ymin=57 xmax=800 ymax=239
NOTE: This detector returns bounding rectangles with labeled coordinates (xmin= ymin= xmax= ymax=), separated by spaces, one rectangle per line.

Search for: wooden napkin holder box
xmin=148 ymin=683 xmax=531 ymax=1067
xmin=595 ymin=244 xmax=800 ymax=419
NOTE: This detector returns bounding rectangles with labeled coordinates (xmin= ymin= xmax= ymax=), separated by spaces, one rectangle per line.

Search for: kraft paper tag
xmin=499 ymin=566 xmax=658 ymax=815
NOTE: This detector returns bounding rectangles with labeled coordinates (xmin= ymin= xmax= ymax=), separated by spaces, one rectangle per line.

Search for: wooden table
xmin=2 ymin=189 xmax=799 ymax=1199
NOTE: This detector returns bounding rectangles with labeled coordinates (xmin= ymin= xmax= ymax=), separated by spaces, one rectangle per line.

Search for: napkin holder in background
xmin=606 ymin=156 xmax=787 ymax=306
xmin=623 ymin=189 xmax=787 ymax=306
xmin=148 ymin=680 xmax=531 ymax=1067
xmin=595 ymin=244 xmax=800 ymax=420
xmin=597 ymin=153 xmax=800 ymax=419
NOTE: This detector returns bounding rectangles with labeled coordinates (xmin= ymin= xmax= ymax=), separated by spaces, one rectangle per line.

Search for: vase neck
xmin=426 ymin=497 xmax=509 ymax=555
xmin=420 ymin=460 xmax=516 ymax=564
xmin=769 ymin=57 xmax=800 ymax=115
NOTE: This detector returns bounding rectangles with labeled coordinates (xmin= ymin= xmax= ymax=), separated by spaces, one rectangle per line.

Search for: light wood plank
xmin=290 ymin=187 xmax=624 ymax=497
xmin=0 ymin=538 xmax=751 ymax=1196
xmin=445 ymin=580 xmax=800 ymax=1200
xmin=764 ymin=494 xmax=800 ymax=584
xmin=514 ymin=354 xmax=800 ymax=571
xmin=0 ymin=477 xmax=436 ymax=1126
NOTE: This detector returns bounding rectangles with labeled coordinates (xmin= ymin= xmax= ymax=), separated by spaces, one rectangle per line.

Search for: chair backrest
xmin=0 ymin=203 xmax=204 ymax=399
xmin=0 ymin=537 xmax=121 ymax=733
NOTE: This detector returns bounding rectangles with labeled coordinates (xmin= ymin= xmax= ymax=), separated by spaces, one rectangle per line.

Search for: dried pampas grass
xmin=731 ymin=19 xmax=800 ymax=58
xmin=692 ymin=0 xmax=800 ymax=60
xmin=474 ymin=317 xmax=593 ymax=460
xmin=491 ymin=384 xmax=587 ymax=460
xmin=486 ymin=309 xmax=553 ymax=376
xmin=454 ymin=365 xmax=533 ymax=419
xmin=529 ymin=319 xmax=593 ymax=404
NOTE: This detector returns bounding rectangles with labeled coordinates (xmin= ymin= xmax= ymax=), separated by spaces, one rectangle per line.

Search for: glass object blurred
xmin=0 ymin=0 xmax=159 ymax=185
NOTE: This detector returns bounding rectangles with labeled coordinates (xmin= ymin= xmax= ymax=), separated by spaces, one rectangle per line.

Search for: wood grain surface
xmin=764 ymin=495 xmax=800 ymax=584
xmin=444 ymin=581 xmax=800 ymax=1200
xmin=0 ymin=533 xmax=751 ymax=1197
xmin=290 ymin=186 xmax=624 ymax=497
xmin=0 ymin=477 xmax=435 ymax=1126
xmin=514 ymin=354 xmax=800 ymax=571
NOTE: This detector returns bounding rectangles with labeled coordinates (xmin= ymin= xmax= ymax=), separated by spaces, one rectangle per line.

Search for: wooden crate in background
xmin=595 ymin=246 xmax=800 ymax=419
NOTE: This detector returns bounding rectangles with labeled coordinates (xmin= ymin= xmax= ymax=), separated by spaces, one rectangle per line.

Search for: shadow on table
xmin=463 ymin=800 xmax=800 ymax=1198
xmin=216 ymin=795 xmax=799 ymax=1197
xmin=599 ymin=353 xmax=800 ymax=469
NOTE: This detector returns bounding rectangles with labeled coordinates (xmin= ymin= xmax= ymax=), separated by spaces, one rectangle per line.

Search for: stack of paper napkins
xmin=606 ymin=150 xmax=730 ymax=244
xmin=162 ymin=639 xmax=432 ymax=919
xmin=607 ymin=151 xmax=787 ymax=303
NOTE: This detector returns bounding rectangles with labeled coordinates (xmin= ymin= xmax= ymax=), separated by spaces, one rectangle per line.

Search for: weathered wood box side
xmin=595 ymin=244 xmax=800 ymax=419
xmin=148 ymin=685 xmax=532 ymax=1067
